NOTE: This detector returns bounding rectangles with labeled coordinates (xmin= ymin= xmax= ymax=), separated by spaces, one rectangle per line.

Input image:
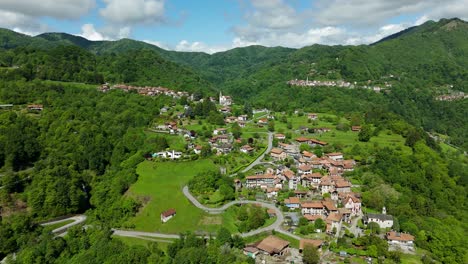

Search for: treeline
xmin=0 ymin=45 xmax=213 ymax=94
xmin=0 ymin=80 xmax=171 ymax=259
xmin=342 ymin=110 xmax=468 ymax=263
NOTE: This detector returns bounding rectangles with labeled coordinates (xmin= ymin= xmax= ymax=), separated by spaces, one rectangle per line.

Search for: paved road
xmin=240 ymin=132 xmax=274 ymax=173
xmin=41 ymin=215 xmax=87 ymax=234
xmin=347 ymin=215 xmax=363 ymax=237
xmin=182 ymin=185 xmax=283 ymax=237
xmin=182 ymin=185 xmax=301 ymax=240
xmin=112 ymin=229 xmax=180 ymax=239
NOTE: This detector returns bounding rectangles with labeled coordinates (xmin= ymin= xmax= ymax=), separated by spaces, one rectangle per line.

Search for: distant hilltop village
xmin=287 ymin=78 xmax=392 ymax=92
xmin=98 ymin=84 xmax=236 ymax=105
xmin=98 ymin=83 xmax=191 ymax=99
xmin=435 ymin=91 xmax=468 ymax=101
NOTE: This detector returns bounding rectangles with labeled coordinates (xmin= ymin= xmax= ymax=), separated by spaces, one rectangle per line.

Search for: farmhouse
xmin=240 ymin=145 xmax=254 ymax=154
xmin=245 ymin=174 xmax=276 ymax=189
xmin=275 ymin=133 xmax=286 ymax=140
xmin=270 ymin=148 xmax=287 ymax=161
xmin=326 ymin=152 xmax=344 ymax=161
xmin=301 ymin=201 xmax=324 ymax=215
xmin=27 ymin=104 xmax=43 ymax=111
xmin=284 ymin=197 xmax=301 ymax=209
xmin=386 ymin=231 xmax=415 ymax=247
xmin=299 ymin=239 xmax=323 ymax=253
xmin=308 ymin=113 xmax=318 ymax=120
xmin=248 ymin=235 xmax=290 ymax=256
xmin=363 ymin=213 xmax=394 ymax=229
xmin=219 ymin=92 xmax=232 ymax=106
xmin=161 ymin=208 xmax=176 ymax=223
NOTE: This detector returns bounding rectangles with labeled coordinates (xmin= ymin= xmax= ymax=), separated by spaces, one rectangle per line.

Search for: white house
xmin=364 ymin=213 xmax=394 ymax=229
xmin=386 ymin=231 xmax=415 ymax=248
xmin=161 ymin=208 xmax=176 ymax=223
xmin=301 ymin=201 xmax=325 ymax=215
xmin=343 ymin=195 xmax=362 ymax=215
xmin=326 ymin=152 xmax=344 ymax=161
xmin=219 ymin=92 xmax=232 ymax=106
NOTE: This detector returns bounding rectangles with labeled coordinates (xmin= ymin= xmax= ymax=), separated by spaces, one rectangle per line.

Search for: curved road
xmin=239 ymin=132 xmax=274 ymax=174
xmin=41 ymin=215 xmax=87 ymax=235
xmin=183 ymin=186 xmax=301 ymax=239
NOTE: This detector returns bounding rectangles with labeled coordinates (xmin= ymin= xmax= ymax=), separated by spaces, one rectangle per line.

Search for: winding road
xmin=240 ymin=132 xmax=274 ymax=173
xmin=182 ymin=185 xmax=296 ymax=238
xmin=38 ymin=130 xmax=300 ymax=243
xmin=40 ymin=215 xmax=87 ymax=235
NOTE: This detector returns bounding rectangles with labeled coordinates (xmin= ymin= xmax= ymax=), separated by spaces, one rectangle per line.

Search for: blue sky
xmin=0 ymin=0 xmax=467 ymax=53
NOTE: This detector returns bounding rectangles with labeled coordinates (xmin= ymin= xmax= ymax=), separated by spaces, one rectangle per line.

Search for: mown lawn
xmin=113 ymin=236 xmax=173 ymax=252
xmin=125 ymin=160 xmax=219 ymax=233
xmin=124 ymin=159 xmax=260 ymax=235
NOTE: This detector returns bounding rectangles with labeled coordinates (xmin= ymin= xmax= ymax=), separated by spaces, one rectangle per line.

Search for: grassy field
xmin=113 ymin=236 xmax=173 ymax=252
xmin=145 ymin=131 xmax=188 ymax=151
xmin=125 ymin=159 xmax=219 ymax=233
xmin=124 ymin=159 xmax=270 ymax=235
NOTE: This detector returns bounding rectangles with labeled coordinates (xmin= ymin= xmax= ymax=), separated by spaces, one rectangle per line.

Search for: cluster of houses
xmin=27 ymin=104 xmax=44 ymax=111
xmin=287 ymin=78 xmax=390 ymax=93
xmin=241 ymin=144 xmax=361 ymax=233
xmin=99 ymin=83 xmax=191 ymax=99
xmin=243 ymin=235 xmax=324 ymax=260
xmin=435 ymin=91 xmax=467 ymax=101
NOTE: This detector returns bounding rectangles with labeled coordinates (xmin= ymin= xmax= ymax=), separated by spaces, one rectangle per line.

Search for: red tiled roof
xmin=255 ymin=236 xmax=289 ymax=254
xmin=301 ymin=201 xmax=323 ymax=208
xmin=386 ymin=231 xmax=415 ymax=242
xmin=304 ymin=215 xmax=325 ymax=221
xmin=285 ymin=197 xmax=300 ymax=204
xmin=161 ymin=208 xmax=176 ymax=217
xmin=246 ymin=174 xmax=275 ymax=180
xmin=299 ymin=239 xmax=323 ymax=250
xmin=270 ymin=148 xmax=284 ymax=155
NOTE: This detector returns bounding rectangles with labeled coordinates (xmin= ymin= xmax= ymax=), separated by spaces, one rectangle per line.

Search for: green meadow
xmin=125 ymin=159 xmax=218 ymax=233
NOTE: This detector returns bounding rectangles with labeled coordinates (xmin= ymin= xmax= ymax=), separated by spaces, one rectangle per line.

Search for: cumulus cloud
xmin=143 ymin=40 xmax=170 ymax=50
xmin=416 ymin=0 xmax=468 ymax=22
xmin=0 ymin=9 xmax=48 ymax=35
xmin=175 ymin=40 xmax=230 ymax=54
xmin=0 ymin=0 xmax=95 ymax=19
xmin=314 ymin=0 xmax=436 ymax=26
xmin=78 ymin=24 xmax=131 ymax=41
xmin=100 ymin=0 xmax=165 ymax=24
xmin=80 ymin=24 xmax=107 ymax=41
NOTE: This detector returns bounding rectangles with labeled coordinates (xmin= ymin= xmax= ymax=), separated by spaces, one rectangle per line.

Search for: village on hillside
xmin=96 ymin=83 xmax=417 ymax=263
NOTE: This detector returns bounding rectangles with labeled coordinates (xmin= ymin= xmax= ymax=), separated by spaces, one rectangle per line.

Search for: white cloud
xmin=100 ymin=0 xmax=165 ymax=24
xmin=175 ymin=40 xmax=229 ymax=54
xmin=0 ymin=9 xmax=48 ymax=35
xmin=80 ymin=24 xmax=107 ymax=41
xmin=314 ymin=0 xmax=436 ymax=26
xmin=78 ymin=24 xmax=131 ymax=41
xmin=143 ymin=40 xmax=170 ymax=50
xmin=0 ymin=0 xmax=95 ymax=19
xmin=417 ymin=0 xmax=468 ymax=22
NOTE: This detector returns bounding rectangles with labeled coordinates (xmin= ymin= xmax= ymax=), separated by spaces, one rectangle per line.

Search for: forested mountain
xmin=0 ymin=18 xmax=466 ymax=149
xmin=0 ymin=17 xmax=467 ymax=264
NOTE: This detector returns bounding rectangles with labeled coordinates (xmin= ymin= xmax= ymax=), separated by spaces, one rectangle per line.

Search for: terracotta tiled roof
xmin=386 ymin=231 xmax=414 ymax=242
xmin=161 ymin=208 xmax=176 ymax=217
xmin=255 ymin=236 xmax=289 ymax=254
xmin=301 ymin=201 xmax=323 ymax=208
xmin=246 ymin=174 xmax=275 ymax=180
xmin=299 ymin=239 xmax=323 ymax=250
xmin=304 ymin=215 xmax=325 ymax=221
xmin=285 ymin=197 xmax=300 ymax=204
xmin=270 ymin=148 xmax=284 ymax=155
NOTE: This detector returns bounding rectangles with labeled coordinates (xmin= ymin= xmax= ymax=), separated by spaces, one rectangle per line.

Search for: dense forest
xmin=0 ymin=17 xmax=467 ymax=264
